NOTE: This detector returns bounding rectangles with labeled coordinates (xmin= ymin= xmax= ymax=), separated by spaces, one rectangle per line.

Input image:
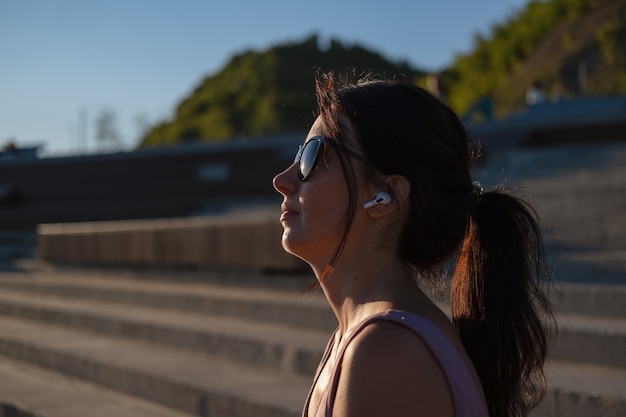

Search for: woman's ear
xmin=364 ymin=175 xmax=411 ymax=217
xmin=387 ymin=175 xmax=411 ymax=205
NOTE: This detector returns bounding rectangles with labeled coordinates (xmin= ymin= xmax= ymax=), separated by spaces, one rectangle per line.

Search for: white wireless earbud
xmin=363 ymin=192 xmax=392 ymax=209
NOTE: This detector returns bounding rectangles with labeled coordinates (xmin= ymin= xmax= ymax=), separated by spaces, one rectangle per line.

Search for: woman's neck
xmin=314 ymin=250 xmax=422 ymax=334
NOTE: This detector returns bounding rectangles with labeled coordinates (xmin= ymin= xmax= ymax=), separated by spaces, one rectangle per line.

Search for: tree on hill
xmin=139 ymin=35 xmax=424 ymax=147
xmin=442 ymin=0 xmax=626 ymax=119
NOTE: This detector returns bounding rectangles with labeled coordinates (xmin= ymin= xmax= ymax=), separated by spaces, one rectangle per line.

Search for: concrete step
xmin=0 ymin=289 xmax=328 ymax=375
xmin=1 ymin=262 xmax=623 ymax=320
xmin=0 ymin=288 xmax=620 ymax=370
xmin=0 ymin=267 xmax=336 ymax=332
xmin=535 ymin=359 xmax=626 ymax=417
xmin=547 ymin=250 xmax=626 ymax=285
xmin=543 ymin=210 xmax=626 ymax=235
xmin=5 ymin=261 xmax=626 ymax=319
xmin=0 ymin=357 xmax=193 ymax=417
xmin=0 ymin=314 xmax=622 ymax=417
xmin=0 ymin=316 xmax=308 ymax=417
xmin=529 ymin=190 xmax=626 ymax=215
xmin=473 ymin=143 xmax=626 ymax=189
xmin=551 ymin=313 xmax=626 ymax=368
xmin=0 ymin=263 xmax=624 ymax=416
xmin=474 ymin=144 xmax=626 ymax=262
xmin=0 ymin=268 xmax=624 ymax=369
xmin=553 ymin=282 xmax=626 ymax=318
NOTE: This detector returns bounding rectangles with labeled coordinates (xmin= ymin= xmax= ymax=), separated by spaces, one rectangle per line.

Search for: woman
xmin=273 ymin=73 xmax=553 ymax=417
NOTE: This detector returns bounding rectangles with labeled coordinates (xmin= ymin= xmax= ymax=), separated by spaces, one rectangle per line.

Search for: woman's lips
xmin=280 ymin=204 xmax=298 ymax=222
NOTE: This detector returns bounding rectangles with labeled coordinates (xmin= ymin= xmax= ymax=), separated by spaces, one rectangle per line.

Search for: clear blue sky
xmin=1 ymin=0 xmax=529 ymax=156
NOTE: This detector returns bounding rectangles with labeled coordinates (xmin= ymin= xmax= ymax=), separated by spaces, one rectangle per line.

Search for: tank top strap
xmin=301 ymin=328 xmax=338 ymax=417
xmin=321 ymin=309 xmax=488 ymax=417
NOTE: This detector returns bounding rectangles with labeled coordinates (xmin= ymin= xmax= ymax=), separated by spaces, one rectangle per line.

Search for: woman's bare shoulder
xmin=333 ymin=320 xmax=454 ymax=417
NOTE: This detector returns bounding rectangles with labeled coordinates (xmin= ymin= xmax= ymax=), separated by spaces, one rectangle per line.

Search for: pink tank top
xmin=302 ymin=309 xmax=488 ymax=417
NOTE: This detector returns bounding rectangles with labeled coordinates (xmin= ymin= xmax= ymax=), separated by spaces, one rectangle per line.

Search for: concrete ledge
xmin=0 ymin=320 xmax=307 ymax=417
xmin=554 ymin=283 xmax=626 ymax=317
xmin=37 ymin=213 xmax=305 ymax=272
xmin=0 ymin=357 xmax=208 ymax=417
xmin=533 ymin=359 xmax=626 ymax=417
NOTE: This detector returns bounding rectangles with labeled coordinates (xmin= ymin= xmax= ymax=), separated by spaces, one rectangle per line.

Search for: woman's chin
xmin=281 ymin=231 xmax=299 ymax=255
xmin=281 ymin=233 xmax=314 ymax=263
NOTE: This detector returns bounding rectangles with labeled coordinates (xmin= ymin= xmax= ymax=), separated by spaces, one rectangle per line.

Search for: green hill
xmin=139 ymin=0 xmax=626 ymax=147
xmin=139 ymin=36 xmax=424 ymax=147
xmin=444 ymin=0 xmax=626 ymax=120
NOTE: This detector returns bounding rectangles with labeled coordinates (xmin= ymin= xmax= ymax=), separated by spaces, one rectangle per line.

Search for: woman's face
xmin=273 ymin=117 xmax=351 ymax=266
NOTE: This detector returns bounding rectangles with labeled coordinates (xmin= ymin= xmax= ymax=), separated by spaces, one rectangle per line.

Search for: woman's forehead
xmin=306 ymin=114 xmax=360 ymax=150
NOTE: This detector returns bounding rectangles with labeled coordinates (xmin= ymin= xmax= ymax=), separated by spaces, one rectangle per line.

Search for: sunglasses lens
xmin=299 ymin=139 xmax=321 ymax=180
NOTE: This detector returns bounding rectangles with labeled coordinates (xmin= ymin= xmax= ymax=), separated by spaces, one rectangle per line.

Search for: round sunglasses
xmin=294 ymin=135 xmax=380 ymax=181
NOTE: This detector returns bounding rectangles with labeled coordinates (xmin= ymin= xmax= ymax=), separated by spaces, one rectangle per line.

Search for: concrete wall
xmin=37 ymin=212 xmax=306 ymax=272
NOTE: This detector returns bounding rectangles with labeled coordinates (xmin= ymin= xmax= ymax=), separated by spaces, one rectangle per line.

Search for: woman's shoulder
xmin=347 ymin=316 xmax=434 ymax=359
xmin=344 ymin=316 xmax=450 ymax=378
xmin=346 ymin=309 xmax=460 ymax=362
xmin=333 ymin=318 xmax=454 ymax=417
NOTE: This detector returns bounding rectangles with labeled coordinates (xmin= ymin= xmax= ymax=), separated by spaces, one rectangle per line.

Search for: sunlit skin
xmin=274 ymin=119 xmax=349 ymax=269
xmin=273 ymin=116 xmax=486 ymax=417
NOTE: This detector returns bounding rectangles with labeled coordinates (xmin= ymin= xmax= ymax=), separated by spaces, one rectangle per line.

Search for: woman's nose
xmin=273 ymin=163 xmax=298 ymax=196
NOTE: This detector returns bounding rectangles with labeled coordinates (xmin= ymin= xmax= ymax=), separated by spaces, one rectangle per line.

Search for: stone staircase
xmin=0 ymin=261 xmax=622 ymax=417
xmin=0 ymin=263 xmax=323 ymax=417
xmin=0 ymin=142 xmax=624 ymax=416
xmin=475 ymin=142 xmax=626 ymax=285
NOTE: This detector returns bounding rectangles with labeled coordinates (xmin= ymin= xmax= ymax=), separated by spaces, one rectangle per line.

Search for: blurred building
xmin=0 ymin=135 xmax=301 ymax=231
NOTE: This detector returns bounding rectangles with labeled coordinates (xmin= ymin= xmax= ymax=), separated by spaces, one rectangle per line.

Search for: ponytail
xmin=452 ymin=189 xmax=554 ymax=417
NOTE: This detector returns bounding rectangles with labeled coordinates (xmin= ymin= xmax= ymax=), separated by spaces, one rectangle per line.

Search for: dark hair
xmin=315 ymin=72 xmax=554 ymax=417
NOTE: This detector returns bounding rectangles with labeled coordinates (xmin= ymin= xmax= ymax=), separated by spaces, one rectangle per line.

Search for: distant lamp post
xmin=95 ymin=109 xmax=122 ymax=152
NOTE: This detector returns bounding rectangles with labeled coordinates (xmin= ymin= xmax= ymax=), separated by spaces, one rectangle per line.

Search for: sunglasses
xmin=294 ymin=135 xmax=380 ymax=181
